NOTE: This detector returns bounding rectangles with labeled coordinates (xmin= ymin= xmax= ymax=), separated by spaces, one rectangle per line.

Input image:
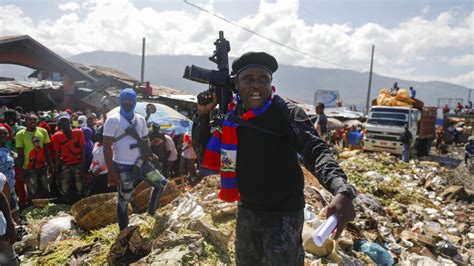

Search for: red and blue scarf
xmin=202 ymin=86 xmax=276 ymax=202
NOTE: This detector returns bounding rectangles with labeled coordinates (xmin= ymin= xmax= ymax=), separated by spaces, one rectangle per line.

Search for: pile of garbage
xmin=337 ymin=150 xmax=473 ymax=265
xmin=14 ymin=150 xmax=473 ymax=265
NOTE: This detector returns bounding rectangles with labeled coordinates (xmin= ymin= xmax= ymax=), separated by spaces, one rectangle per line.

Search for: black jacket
xmin=192 ymin=95 xmax=355 ymax=211
xmin=400 ymin=129 xmax=413 ymax=145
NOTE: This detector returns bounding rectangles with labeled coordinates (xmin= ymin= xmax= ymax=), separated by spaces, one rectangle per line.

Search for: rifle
xmin=183 ymin=31 xmax=235 ymax=114
xmin=122 ymin=123 xmax=154 ymax=177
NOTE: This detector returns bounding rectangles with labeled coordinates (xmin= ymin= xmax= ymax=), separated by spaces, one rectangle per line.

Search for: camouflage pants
xmin=60 ymin=165 xmax=83 ymax=196
xmin=235 ymin=206 xmax=305 ymax=266
xmin=24 ymin=167 xmax=49 ymax=199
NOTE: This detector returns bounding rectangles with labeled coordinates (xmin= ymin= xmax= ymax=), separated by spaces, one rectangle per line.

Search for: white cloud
xmin=0 ymin=5 xmax=34 ymax=36
xmin=0 ymin=0 xmax=472 ymax=87
xmin=59 ymin=2 xmax=80 ymax=11
xmin=450 ymin=71 xmax=474 ymax=88
xmin=448 ymin=54 xmax=474 ymax=66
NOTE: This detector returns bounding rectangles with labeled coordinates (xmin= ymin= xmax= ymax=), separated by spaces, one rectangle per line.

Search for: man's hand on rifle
xmin=197 ymin=91 xmax=218 ymax=116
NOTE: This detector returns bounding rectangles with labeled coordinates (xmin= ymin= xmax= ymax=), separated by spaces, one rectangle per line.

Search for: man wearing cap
xmin=103 ymin=88 xmax=168 ymax=231
xmin=52 ymin=114 xmax=86 ymax=200
xmin=192 ymin=51 xmax=356 ymax=265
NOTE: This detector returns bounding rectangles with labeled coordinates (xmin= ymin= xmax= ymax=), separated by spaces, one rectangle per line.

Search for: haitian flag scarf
xmin=202 ymin=86 xmax=276 ymax=202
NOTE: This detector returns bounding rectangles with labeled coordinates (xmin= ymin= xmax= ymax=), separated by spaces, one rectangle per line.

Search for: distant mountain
xmin=69 ymin=51 xmax=471 ymax=108
xmin=1 ymin=50 xmax=469 ymax=108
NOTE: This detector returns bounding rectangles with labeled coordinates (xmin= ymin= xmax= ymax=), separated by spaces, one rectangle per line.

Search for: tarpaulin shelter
xmin=108 ymin=102 xmax=192 ymax=136
xmin=157 ymin=94 xmax=197 ymax=117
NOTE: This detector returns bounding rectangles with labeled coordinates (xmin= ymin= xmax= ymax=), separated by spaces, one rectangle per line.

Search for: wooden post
xmin=63 ymin=74 xmax=75 ymax=109
xmin=365 ymin=44 xmax=375 ymax=115
xmin=141 ymin=37 xmax=145 ymax=83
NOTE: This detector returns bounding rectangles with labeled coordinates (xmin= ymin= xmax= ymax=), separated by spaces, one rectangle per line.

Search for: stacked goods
xmin=376 ymin=88 xmax=413 ymax=107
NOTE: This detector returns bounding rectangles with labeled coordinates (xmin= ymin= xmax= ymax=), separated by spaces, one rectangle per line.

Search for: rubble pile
xmin=14 ymin=150 xmax=473 ymax=265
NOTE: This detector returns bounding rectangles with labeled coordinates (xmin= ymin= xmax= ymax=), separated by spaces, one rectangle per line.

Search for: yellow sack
xmin=395 ymin=89 xmax=413 ymax=106
xmin=396 ymin=89 xmax=410 ymax=99
xmin=376 ymin=88 xmax=390 ymax=106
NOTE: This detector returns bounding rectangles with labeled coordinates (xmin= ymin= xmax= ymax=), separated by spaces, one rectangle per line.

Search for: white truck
xmin=364 ymin=100 xmax=436 ymax=156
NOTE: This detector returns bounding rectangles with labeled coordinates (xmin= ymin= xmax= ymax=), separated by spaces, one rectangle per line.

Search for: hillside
xmin=1 ymin=51 xmax=470 ymax=108
xmin=69 ymin=51 xmax=471 ymax=108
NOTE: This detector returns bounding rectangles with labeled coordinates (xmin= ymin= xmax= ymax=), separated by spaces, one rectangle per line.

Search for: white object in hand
xmin=311 ymin=214 xmax=337 ymax=246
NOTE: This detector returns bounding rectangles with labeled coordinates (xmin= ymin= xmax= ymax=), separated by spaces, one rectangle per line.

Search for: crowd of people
xmin=0 ymin=106 xmax=199 ymax=201
xmin=442 ymin=101 xmax=473 ymax=115
xmin=0 ymin=101 xmax=200 ymax=262
xmin=313 ymin=104 xmax=366 ymax=152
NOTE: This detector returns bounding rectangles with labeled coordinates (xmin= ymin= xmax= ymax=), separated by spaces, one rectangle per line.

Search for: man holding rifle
xmin=103 ymin=89 xmax=168 ymax=230
xmin=192 ymin=52 xmax=357 ymax=265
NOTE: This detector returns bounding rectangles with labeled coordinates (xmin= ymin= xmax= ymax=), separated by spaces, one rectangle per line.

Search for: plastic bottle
xmin=311 ymin=214 xmax=337 ymax=246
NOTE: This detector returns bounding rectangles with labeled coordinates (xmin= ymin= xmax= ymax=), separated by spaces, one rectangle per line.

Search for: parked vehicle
xmin=364 ymin=98 xmax=436 ymax=156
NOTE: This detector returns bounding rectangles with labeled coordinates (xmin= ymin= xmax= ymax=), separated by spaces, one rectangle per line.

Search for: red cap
xmin=0 ymin=123 xmax=12 ymax=139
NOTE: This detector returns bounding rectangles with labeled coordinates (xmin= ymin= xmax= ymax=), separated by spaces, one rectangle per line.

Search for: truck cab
xmin=364 ymin=106 xmax=421 ymax=155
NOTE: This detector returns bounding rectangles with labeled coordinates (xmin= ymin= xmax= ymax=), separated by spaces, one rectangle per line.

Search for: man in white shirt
xmin=103 ymin=88 xmax=168 ymax=230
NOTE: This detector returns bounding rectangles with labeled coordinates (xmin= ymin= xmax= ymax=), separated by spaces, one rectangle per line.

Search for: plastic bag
xmin=354 ymin=240 xmax=394 ymax=266
xmin=39 ymin=214 xmax=75 ymax=250
xmin=169 ymin=193 xmax=205 ymax=230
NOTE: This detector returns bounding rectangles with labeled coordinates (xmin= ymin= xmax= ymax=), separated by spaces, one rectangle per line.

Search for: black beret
xmin=232 ymin=52 xmax=278 ymax=76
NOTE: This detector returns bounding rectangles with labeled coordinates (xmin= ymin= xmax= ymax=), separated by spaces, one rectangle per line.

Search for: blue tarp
xmin=108 ymin=102 xmax=192 ymax=136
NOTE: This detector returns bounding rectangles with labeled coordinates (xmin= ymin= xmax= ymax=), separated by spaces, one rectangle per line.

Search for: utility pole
xmin=468 ymin=88 xmax=472 ymax=102
xmin=140 ymin=37 xmax=145 ymax=83
xmin=365 ymin=44 xmax=375 ymax=116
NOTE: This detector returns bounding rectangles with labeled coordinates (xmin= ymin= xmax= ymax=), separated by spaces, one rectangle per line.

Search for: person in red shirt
xmin=442 ymin=104 xmax=450 ymax=114
xmin=455 ymin=102 xmax=463 ymax=114
xmin=52 ymin=116 xmax=86 ymax=200
xmin=145 ymin=81 xmax=152 ymax=99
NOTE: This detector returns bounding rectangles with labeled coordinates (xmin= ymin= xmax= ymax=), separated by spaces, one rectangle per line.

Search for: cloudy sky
xmin=0 ymin=0 xmax=473 ymax=88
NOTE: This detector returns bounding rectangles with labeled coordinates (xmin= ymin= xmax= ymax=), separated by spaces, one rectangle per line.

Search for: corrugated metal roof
xmin=159 ymin=94 xmax=197 ymax=103
xmin=0 ymin=35 xmax=96 ymax=82
xmin=73 ymin=63 xmax=137 ymax=83
xmin=0 ymin=80 xmax=62 ymax=95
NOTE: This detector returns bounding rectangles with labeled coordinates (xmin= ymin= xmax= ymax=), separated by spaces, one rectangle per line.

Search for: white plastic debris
xmin=169 ymin=193 xmax=205 ymax=230
xmin=39 ymin=214 xmax=75 ymax=250
xmin=311 ymin=215 xmax=337 ymax=247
